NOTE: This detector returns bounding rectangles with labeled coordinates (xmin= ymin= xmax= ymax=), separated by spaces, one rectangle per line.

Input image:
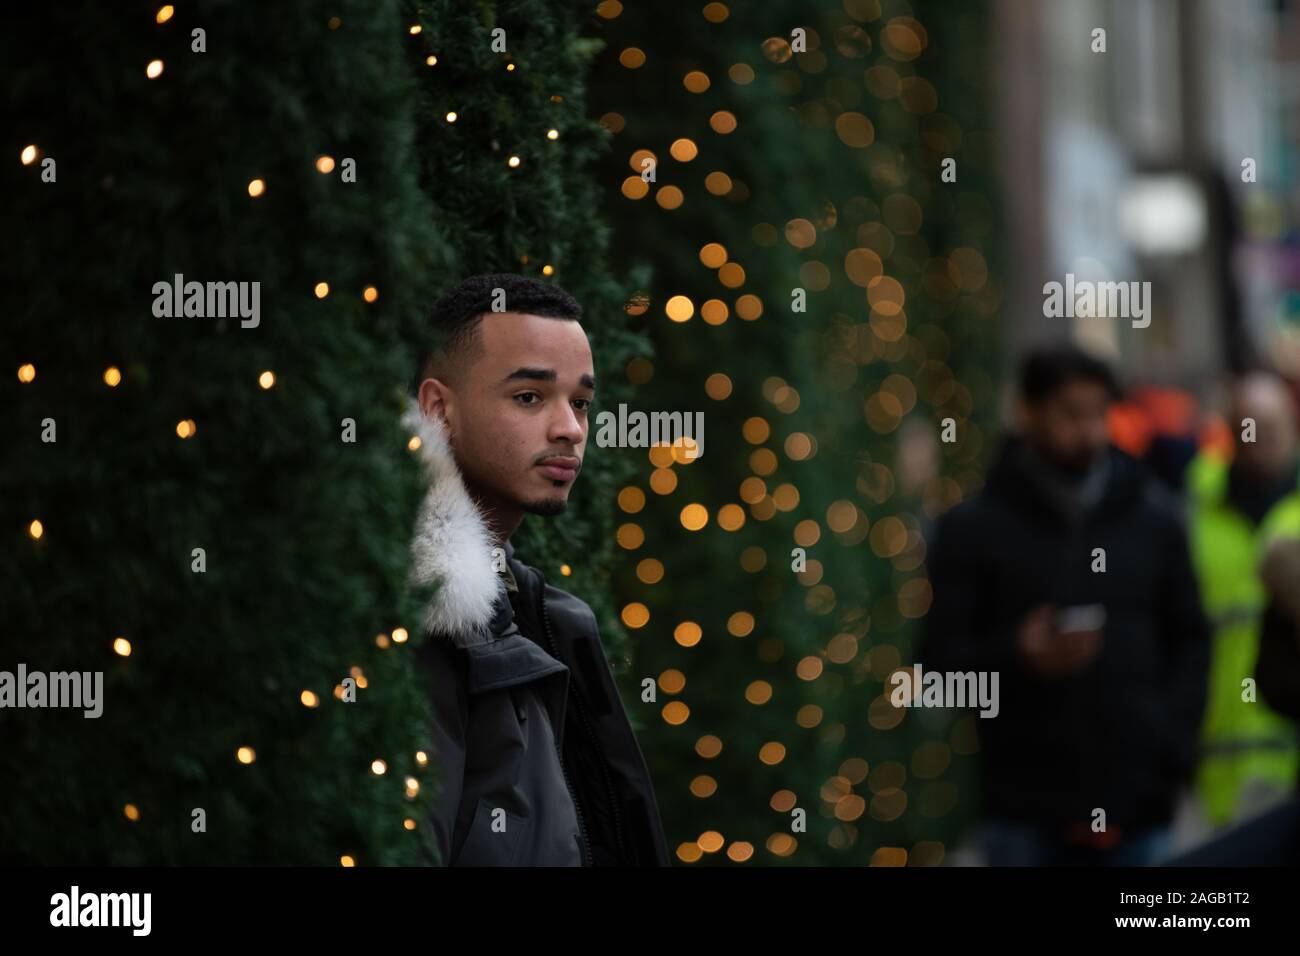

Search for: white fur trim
xmin=401 ymin=397 xmax=504 ymax=647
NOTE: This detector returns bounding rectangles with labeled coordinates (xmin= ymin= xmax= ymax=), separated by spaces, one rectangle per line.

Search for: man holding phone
xmin=920 ymin=344 xmax=1212 ymax=865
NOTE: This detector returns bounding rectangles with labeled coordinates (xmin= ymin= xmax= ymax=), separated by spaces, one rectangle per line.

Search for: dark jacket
xmin=1258 ymin=599 xmax=1300 ymax=797
xmin=918 ymin=436 xmax=1212 ymax=830
xmin=399 ymin=399 xmax=669 ymax=866
xmin=417 ymin=540 xmax=670 ymax=867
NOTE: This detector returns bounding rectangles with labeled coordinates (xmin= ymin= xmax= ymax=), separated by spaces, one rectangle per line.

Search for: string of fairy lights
xmin=596 ymin=0 xmax=979 ymax=864
xmin=14 ymin=2 xmax=571 ymax=865
xmin=18 ymin=0 xmax=977 ymax=866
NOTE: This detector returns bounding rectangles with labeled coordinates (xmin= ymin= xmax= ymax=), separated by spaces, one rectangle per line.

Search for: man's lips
xmin=537 ymin=457 xmax=580 ymax=481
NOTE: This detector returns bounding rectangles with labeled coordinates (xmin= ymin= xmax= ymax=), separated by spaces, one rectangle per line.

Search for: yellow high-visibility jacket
xmin=1187 ymin=451 xmax=1300 ymax=826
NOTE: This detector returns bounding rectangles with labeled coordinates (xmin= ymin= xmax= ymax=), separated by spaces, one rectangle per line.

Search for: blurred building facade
xmin=994 ymin=0 xmax=1300 ymax=406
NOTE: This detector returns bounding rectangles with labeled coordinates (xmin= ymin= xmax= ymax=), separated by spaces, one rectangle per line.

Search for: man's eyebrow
xmin=499 ymin=367 xmax=596 ymax=391
xmin=500 ymin=367 xmax=556 ymax=384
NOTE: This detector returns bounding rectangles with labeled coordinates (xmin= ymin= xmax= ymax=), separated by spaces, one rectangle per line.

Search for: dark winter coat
xmin=401 ymin=400 xmax=670 ymax=866
xmin=918 ymin=435 xmax=1212 ymax=830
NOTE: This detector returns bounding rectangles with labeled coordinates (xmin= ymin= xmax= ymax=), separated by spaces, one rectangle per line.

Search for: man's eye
xmin=574 ymin=398 xmax=592 ymax=412
xmin=514 ymin=392 xmax=541 ymax=406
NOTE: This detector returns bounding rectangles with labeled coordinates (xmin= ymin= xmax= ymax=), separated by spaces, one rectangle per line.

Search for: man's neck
xmin=468 ymin=488 xmax=522 ymax=550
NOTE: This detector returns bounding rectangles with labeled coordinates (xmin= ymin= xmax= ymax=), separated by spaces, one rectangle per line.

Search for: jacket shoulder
xmin=1135 ymin=470 xmax=1190 ymax=530
xmin=931 ymin=491 xmax=1001 ymax=539
xmin=510 ymin=555 xmax=594 ymax=607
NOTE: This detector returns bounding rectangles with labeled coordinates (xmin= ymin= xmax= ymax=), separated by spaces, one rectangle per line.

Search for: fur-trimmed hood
xmin=400 ymin=398 xmax=506 ymax=648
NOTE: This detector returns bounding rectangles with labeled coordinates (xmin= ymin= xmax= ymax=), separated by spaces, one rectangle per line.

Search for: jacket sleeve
xmin=918 ymin=507 xmax=1021 ymax=676
xmin=423 ymin=639 xmax=469 ymax=866
xmin=1154 ymin=509 xmax=1212 ymax=783
xmin=1257 ymin=599 xmax=1300 ymax=723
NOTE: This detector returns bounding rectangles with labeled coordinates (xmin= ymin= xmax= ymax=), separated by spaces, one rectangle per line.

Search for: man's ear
xmin=418 ymin=377 xmax=452 ymax=431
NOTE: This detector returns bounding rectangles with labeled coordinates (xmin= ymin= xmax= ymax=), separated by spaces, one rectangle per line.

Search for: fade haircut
xmin=1019 ymin=343 xmax=1123 ymax=405
xmin=413 ymin=273 xmax=583 ymax=392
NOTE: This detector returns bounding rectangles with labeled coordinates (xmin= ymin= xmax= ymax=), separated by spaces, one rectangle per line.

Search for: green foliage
xmin=3 ymin=0 xmax=650 ymax=866
xmin=589 ymin=0 xmax=1000 ymax=864
xmin=401 ymin=0 xmax=653 ymax=668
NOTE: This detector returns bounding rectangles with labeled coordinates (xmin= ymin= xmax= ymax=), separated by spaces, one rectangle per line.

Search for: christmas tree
xmin=588 ymin=0 xmax=1001 ymax=864
xmin=2 ymin=0 xmax=647 ymax=865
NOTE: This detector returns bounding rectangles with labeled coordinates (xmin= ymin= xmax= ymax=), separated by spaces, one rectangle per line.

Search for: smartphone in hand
xmin=1055 ymin=603 xmax=1106 ymax=634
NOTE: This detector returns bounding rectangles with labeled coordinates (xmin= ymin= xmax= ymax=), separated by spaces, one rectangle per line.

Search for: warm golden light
xmin=670 ymin=138 xmax=698 ymax=162
xmin=146 ymin=59 xmax=164 ymax=79
xmin=258 ymin=370 xmax=275 ymax=389
xmin=363 ymin=285 xmax=379 ymax=302
xmin=237 ymin=746 xmax=255 ymax=764
xmin=300 ymin=690 xmax=319 ymax=707
xmin=683 ymin=70 xmax=711 ymax=93
xmin=621 ymin=176 xmax=649 ymax=200
xmin=674 ymin=621 xmax=703 ymax=647
xmin=636 ymin=558 xmax=665 ymax=584
xmin=113 ymin=637 xmax=131 ymax=657
xmin=679 ymin=503 xmax=709 ymax=531
xmin=315 ymin=155 xmax=335 ymax=174
xmin=662 ymin=701 xmax=690 ymax=725
xmin=20 ymin=145 xmax=38 ymax=165
xmin=727 ymin=611 xmax=755 ymax=637
xmin=17 ymin=363 xmax=36 ymax=382
xmin=155 ymin=5 xmax=174 ymax=23
xmin=247 ymin=178 xmax=265 ymax=197
xmin=705 ymin=373 xmax=732 ymax=399
xmin=314 ymin=282 xmax=329 ymax=299
xmin=124 ymin=803 xmax=140 ymax=821
xmin=371 ymin=759 xmax=387 ymax=775
xmin=665 ymin=295 xmax=694 ymax=322
xmin=621 ymin=602 xmax=650 ymax=628
xmin=103 ymin=366 xmax=121 ymax=387
xmin=742 ymin=417 xmax=771 ymax=444
xmin=617 ymin=522 xmax=645 ymax=549
xmin=28 ymin=519 xmax=44 ymax=540
xmin=698 ymin=243 xmax=727 ymax=268
xmin=392 ymin=627 xmax=409 ymax=643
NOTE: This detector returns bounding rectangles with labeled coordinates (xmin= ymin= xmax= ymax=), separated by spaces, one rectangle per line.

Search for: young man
xmin=404 ymin=273 xmax=669 ymax=866
xmin=919 ymin=344 xmax=1211 ymax=865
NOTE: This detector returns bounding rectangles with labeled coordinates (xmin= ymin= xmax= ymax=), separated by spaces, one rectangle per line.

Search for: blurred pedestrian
xmin=1185 ymin=370 xmax=1300 ymax=830
xmin=920 ymin=344 xmax=1211 ymax=865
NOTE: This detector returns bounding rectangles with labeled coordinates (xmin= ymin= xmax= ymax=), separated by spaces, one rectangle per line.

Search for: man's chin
xmin=522 ymin=497 xmax=568 ymax=517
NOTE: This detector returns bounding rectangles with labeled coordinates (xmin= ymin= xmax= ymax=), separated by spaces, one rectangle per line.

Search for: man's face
xmin=1231 ymin=376 xmax=1298 ymax=481
xmin=436 ymin=312 xmax=594 ymax=519
xmin=1020 ymin=378 xmax=1112 ymax=476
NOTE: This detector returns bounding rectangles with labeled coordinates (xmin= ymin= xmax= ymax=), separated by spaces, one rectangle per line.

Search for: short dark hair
xmin=1019 ymin=343 xmax=1122 ymax=404
xmin=414 ymin=273 xmax=583 ymax=391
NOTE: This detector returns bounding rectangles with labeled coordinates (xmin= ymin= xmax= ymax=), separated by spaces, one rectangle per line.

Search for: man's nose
xmin=550 ymin=403 xmax=585 ymax=442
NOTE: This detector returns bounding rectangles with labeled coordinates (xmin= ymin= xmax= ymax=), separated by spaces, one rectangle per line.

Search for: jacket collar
xmin=984 ymin=434 xmax=1142 ymax=525
xmin=401 ymin=398 xmax=505 ymax=648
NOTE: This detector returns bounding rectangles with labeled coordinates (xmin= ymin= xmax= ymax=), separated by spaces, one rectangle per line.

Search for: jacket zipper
xmin=536 ymin=569 xmax=629 ymax=866
xmin=555 ymin=727 xmax=594 ymax=867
